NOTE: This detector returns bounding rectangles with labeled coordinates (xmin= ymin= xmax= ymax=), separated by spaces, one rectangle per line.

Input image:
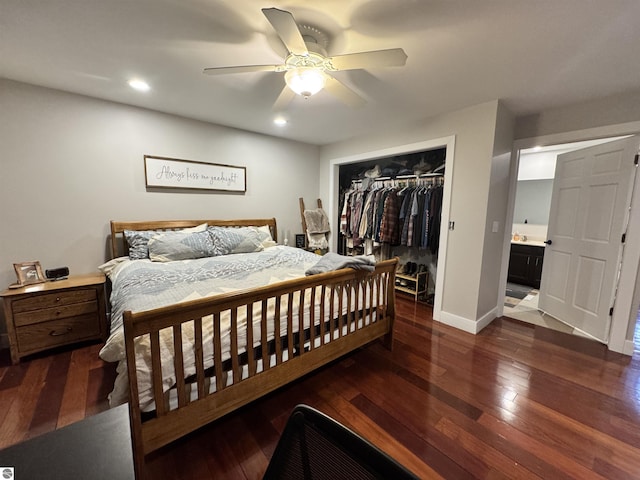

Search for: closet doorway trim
xmin=327 ymin=135 xmax=456 ymax=322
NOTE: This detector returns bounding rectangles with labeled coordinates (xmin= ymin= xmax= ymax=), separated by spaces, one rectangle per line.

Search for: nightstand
xmin=1 ymin=273 xmax=107 ymax=364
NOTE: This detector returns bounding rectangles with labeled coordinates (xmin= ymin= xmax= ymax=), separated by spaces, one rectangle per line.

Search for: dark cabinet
xmin=507 ymin=244 xmax=544 ymax=289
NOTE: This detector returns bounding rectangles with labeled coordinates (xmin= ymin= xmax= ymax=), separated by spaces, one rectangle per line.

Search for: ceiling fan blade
xmin=203 ymin=64 xmax=283 ymax=75
xmin=323 ymin=76 xmax=367 ymax=108
xmin=262 ymin=7 xmax=308 ymax=56
xmin=328 ymin=48 xmax=408 ymax=71
xmin=272 ymin=85 xmax=296 ymax=111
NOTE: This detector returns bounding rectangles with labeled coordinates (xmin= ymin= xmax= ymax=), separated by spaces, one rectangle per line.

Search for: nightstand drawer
xmin=1 ymin=273 xmax=107 ymax=364
xmin=16 ymin=314 xmax=102 ymax=353
xmin=12 ymin=289 xmax=97 ymax=313
xmin=13 ymin=301 xmax=98 ymax=327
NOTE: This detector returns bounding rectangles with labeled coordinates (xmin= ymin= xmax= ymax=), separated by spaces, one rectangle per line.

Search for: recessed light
xmin=274 ymin=117 xmax=287 ymax=126
xmin=128 ymin=79 xmax=150 ymax=92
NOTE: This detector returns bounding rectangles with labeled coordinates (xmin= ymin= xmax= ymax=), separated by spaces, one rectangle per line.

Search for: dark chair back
xmin=263 ymin=404 xmax=419 ymax=480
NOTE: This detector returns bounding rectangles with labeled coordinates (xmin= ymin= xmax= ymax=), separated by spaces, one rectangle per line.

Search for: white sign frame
xmin=144 ymin=155 xmax=246 ymax=192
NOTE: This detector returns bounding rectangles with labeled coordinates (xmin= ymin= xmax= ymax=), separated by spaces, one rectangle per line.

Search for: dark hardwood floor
xmin=0 ymin=341 xmax=116 ymax=449
xmin=1 ymin=296 xmax=639 ymax=479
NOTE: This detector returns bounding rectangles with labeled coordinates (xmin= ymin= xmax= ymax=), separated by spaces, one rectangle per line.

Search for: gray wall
xmin=515 ymin=89 xmax=640 ymax=140
xmin=513 ymin=179 xmax=553 ymax=225
xmin=477 ymin=102 xmax=515 ymax=318
xmin=0 ymin=79 xmax=320 ymax=339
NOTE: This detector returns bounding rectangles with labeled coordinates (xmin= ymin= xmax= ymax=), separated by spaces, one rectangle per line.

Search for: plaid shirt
xmin=379 ymin=190 xmax=400 ymax=245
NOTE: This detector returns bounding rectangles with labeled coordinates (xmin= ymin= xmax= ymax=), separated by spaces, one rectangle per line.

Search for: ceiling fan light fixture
xmin=128 ymin=79 xmax=150 ymax=92
xmin=285 ymin=68 xmax=327 ymax=97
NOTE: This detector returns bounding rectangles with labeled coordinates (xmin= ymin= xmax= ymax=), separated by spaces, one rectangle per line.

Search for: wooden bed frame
xmin=109 ymin=219 xmax=397 ymax=479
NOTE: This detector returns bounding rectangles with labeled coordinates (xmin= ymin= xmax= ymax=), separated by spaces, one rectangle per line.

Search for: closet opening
xmin=337 ymin=147 xmax=446 ymax=306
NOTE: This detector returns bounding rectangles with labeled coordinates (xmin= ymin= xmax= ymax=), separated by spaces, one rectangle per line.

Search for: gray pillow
xmin=148 ymin=230 xmax=215 ymax=262
xmin=124 ymin=230 xmax=157 ymax=260
xmin=124 ymin=223 xmax=208 ymax=260
xmin=208 ymin=226 xmax=266 ymax=256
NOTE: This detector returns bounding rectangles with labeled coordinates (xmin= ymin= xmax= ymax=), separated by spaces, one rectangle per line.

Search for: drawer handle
xmin=50 ymin=327 xmax=72 ymax=337
xmin=56 ymin=297 xmax=61 ymax=302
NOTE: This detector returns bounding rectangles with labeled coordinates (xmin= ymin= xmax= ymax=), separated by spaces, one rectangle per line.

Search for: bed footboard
xmin=124 ymin=258 xmax=397 ymax=478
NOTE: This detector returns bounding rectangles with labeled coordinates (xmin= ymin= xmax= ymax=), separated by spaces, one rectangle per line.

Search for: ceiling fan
xmin=203 ymin=7 xmax=408 ymax=109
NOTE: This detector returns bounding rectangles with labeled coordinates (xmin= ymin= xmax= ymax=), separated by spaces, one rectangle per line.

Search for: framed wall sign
xmin=144 ymin=155 xmax=246 ymax=192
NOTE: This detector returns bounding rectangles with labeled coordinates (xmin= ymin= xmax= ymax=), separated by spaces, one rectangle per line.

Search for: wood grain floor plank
xmin=227 ymin=415 xmax=270 ymax=480
xmin=478 ymin=412 xmax=611 ymax=480
xmin=56 ymin=346 xmax=92 ymax=428
xmin=370 ymin=338 xmax=522 ymax=421
xmin=240 ymin=403 xmax=281 ymax=463
xmin=592 ymin=456 xmax=636 ymax=480
xmin=26 ymin=350 xmax=72 ymax=439
xmin=434 ymin=416 xmax=543 ymax=480
xmin=513 ymin=395 xmax=640 ymax=477
xmin=352 ymin=352 xmax=586 ymax=479
xmin=380 ymin=312 xmax=640 ymax=476
xmin=480 ymin=320 xmax=635 ymax=398
xmin=0 ymin=388 xmax=17 ymax=435
xmin=0 ymin=361 xmax=28 ymax=391
xmin=0 ymin=356 xmax=52 ymax=448
xmin=310 ymin=382 xmax=445 ymax=479
xmin=350 ymin=393 xmax=477 ymax=479
xmin=337 ymin=352 xmax=495 ymax=478
xmin=489 ymin=395 xmax=610 ymax=470
xmin=84 ymin=363 xmax=116 ymax=417
xmin=419 ymin=333 xmax=639 ymax=446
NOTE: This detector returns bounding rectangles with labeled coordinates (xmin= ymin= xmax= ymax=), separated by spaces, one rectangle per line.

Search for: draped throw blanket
xmin=305 ymin=252 xmax=376 ymax=276
xmin=304 ymin=208 xmax=330 ymax=249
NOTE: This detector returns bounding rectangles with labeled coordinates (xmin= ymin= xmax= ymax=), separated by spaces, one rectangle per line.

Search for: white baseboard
xmin=623 ymin=339 xmax=636 ymax=356
xmin=476 ymin=307 xmax=498 ymax=333
xmin=438 ymin=307 xmax=498 ymax=334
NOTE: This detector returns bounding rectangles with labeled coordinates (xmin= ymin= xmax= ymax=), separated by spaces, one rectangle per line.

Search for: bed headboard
xmin=110 ymin=218 xmax=278 ymax=259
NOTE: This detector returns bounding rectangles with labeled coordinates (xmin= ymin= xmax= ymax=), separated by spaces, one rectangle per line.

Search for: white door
xmin=538 ymin=136 xmax=640 ymax=342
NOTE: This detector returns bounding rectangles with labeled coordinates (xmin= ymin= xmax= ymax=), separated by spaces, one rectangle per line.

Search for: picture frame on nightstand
xmin=13 ymin=261 xmax=46 ymax=286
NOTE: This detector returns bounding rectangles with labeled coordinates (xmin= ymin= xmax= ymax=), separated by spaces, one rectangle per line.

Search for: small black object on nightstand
xmin=45 ymin=266 xmax=69 ymax=280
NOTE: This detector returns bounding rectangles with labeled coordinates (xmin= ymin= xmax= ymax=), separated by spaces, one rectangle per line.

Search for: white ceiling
xmin=3 ymin=0 xmax=640 ymax=146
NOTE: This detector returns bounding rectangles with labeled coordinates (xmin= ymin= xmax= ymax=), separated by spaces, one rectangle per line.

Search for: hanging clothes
xmin=339 ymin=176 xmax=444 ymax=255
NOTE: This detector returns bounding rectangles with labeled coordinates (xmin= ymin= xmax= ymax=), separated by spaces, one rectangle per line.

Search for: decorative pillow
xmin=124 ymin=223 xmax=207 ymax=259
xmin=124 ymin=230 xmax=157 ymax=260
xmin=148 ymin=230 xmax=215 ymax=262
xmin=97 ymin=256 xmax=130 ymax=281
xmin=208 ymin=226 xmax=266 ymax=256
xmin=254 ymin=225 xmax=277 ymax=248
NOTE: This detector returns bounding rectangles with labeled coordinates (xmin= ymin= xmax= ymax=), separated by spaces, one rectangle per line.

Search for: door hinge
xmin=622 ymin=233 xmax=626 ymax=243
xmin=635 ymin=154 xmax=639 ymax=166
xmin=609 ymin=306 xmax=614 ymax=316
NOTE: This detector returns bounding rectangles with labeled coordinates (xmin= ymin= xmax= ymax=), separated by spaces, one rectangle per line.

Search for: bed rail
xmin=124 ymin=258 xmax=397 ymax=478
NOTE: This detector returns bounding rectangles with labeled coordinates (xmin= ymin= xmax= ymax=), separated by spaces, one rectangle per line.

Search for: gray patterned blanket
xmin=99 ymin=246 xmax=321 ymax=408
